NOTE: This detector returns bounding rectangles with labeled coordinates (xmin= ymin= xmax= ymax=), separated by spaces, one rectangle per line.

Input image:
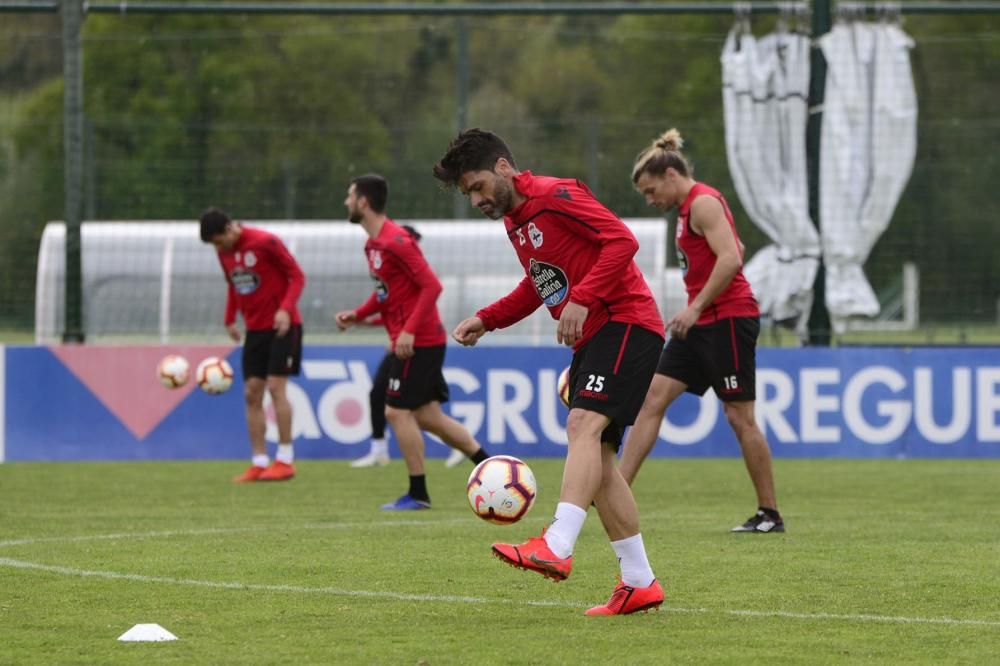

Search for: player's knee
xmin=723 ymin=402 xmax=755 ymax=432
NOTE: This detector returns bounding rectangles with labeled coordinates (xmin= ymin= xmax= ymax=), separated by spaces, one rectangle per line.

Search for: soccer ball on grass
xmin=157 ymin=354 xmax=190 ymax=389
xmin=195 ymin=356 xmax=234 ymax=395
xmin=467 ymin=455 xmax=537 ymax=525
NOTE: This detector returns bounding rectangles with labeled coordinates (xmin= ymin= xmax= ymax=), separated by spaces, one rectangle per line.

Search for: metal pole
xmin=452 ymin=16 xmax=470 ymax=219
xmin=61 ymin=0 xmax=85 ymax=343
xmin=805 ymin=0 xmax=832 ymax=346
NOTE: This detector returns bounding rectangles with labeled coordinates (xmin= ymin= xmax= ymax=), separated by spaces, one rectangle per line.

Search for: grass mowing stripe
xmin=3 ymin=556 xmax=998 ymax=628
xmin=0 ymin=557 xmax=576 ymax=608
xmin=0 ymin=518 xmax=470 ymax=549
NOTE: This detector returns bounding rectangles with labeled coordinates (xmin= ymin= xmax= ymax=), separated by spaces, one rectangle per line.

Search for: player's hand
xmin=556 ymin=301 xmax=588 ymax=347
xmin=395 ymin=331 xmax=416 ymax=359
xmin=225 ymin=323 xmax=241 ymax=342
xmin=667 ymin=305 xmax=700 ymax=340
xmin=453 ymin=316 xmax=486 ymax=347
xmin=335 ymin=310 xmax=358 ymax=331
xmin=273 ymin=309 xmax=291 ymax=337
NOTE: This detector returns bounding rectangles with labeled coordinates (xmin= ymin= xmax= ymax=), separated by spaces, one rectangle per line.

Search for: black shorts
xmin=656 ymin=316 xmax=758 ymax=401
xmin=567 ymin=321 xmax=664 ymax=450
xmin=242 ymin=324 xmax=303 ymax=380
xmin=385 ymin=344 xmax=450 ymax=410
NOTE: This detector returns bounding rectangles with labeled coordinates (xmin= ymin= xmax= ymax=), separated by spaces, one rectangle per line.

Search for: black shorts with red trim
xmin=242 ymin=324 xmax=303 ymax=380
xmin=385 ymin=344 xmax=450 ymax=409
xmin=567 ymin=321 xmax=664 ymax=449
xmin=656 ymin=316 xmax=759 ymax=401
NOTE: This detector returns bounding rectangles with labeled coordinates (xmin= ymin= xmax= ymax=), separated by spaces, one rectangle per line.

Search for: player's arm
xmin=552 ymin=182 xmax=639 ymax=345
xmin=454 ymin=278 xmax=540 ymax=346
xmin=271 ymin=238 xmax=306 ymax=336
xmin=559 ymin=182 xmax=640 ymax=309
xmin=476 ymin=276 xmax=542 ymax=331
xmin=393 ymin=243 xmax=443 ymax=359
xmin=338 ymin=292 xmax=379 ymax=330
xmin=667 ymin=195 xmax=742 ymax=338
xmin=220 ymin=258 xmax=241 ymax=342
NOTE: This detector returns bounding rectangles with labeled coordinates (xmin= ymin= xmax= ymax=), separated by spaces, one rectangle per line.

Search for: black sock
xmin=408 ymin=475 xmax=429 ymax=503
xmin=470 ymin=448 xmax=490 ymax=465
xmin=759 ymin=506 xmax=781 ymax=521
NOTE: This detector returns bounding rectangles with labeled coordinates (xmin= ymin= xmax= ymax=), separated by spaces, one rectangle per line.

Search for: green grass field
xmin=1 ymin=458 xmax=998 ymax=664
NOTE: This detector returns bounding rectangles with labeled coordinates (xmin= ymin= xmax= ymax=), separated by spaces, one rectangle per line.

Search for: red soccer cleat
xmin=492 ymin=531 xmax=573 ymax=581
xmin=233 ymin=465 xmax=268 ymax=483
xmin=585 ymin=578 xmax=664 ymax=616
xmin=258 ymin=460 xmax=296 ymax=481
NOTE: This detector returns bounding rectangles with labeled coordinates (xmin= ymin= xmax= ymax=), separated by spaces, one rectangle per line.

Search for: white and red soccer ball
xmin=557 ymin=366 xmax=571 ymax=408
xmin=157 ymin=354 xmax=190 ymax=389
xmin=195 ymin=356 xmax=234 ymax=395
xmin=467 ymin=455 xmax=537 ymax=525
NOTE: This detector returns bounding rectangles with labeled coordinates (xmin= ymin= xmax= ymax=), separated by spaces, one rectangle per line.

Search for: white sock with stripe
xmin=612 ymin=533 xmax=655 ymax=588
xmin=543 ymin=502 xmax=587 ymax=558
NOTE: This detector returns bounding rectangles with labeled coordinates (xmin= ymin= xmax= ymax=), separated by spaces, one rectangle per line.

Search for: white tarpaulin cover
xmin=722 ymin=25 xmax=820 ymax=333
xmin=819 ymin=20 xmax=917 ymax=332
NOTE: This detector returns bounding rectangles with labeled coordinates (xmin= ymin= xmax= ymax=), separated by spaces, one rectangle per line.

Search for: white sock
xmin=252 ymin=454 xmax=270 ymax=468
xmin=370 ymin=438 xmax=388 ymax=456
xmin=543 ymin=502 xmax=588 ymax=559
xmin=612 ymin=534 xmax=655 ymax=588
xmin=276 ymin=443 xmax=294 ymax=464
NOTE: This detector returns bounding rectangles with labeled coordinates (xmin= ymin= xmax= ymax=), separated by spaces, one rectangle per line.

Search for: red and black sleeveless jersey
xmin=676 ymin=182 xmax=758 ymax=324
xmin=476 ymin=171 xmax=664 ymax=349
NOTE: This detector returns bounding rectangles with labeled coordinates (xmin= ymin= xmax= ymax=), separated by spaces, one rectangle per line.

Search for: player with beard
xmin=335 ymin=173 xmax=491 ymax=510
xmin=625 ymin=128 xmax=783 ymax=534
xmin=434 ymin=129 xmax=666 ymax=616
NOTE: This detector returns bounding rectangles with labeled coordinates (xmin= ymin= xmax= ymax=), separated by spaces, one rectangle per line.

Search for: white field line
xmin=1 ymin=524 xmax=999 ymax=627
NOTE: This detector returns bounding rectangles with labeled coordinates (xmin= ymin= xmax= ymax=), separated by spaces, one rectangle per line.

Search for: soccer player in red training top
xmin=350 ymin=225 xmax=468 ymax=470
xmin=434 ymin=129 xmax=666 ymax=616
xmin=335 ymin=174 xmax=491 ymax=510
xmin=200 ymin=208 xmax=305 ymax=483
xmin=624 ymin=128 xmax=784 ymax=533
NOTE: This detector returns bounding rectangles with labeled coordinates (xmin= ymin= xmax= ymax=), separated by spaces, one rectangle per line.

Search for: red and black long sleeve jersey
xmin=353 ymin=218 xmax=447 ymax=347
xmin=216 ymin=225 xmax=305 ymax=331
xmin=476 ymin=172 xmax=664 ymax=349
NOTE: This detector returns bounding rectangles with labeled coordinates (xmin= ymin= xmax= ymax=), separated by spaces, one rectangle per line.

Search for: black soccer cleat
xmin=731 ymin=510 xmax=785 ymax=533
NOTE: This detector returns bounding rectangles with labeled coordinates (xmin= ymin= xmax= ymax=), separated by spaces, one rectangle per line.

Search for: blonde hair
xmin=631 ymin=128 xmax=692 ymax=184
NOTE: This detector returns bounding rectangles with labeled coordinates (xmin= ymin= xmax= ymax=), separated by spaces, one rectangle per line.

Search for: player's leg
xmin=244 ymin=376 xmax=268 ymax=457
xmin=353 ymin=351 xmax=392 ymax=467
xmin=618 ymin=373 xmax=687 ymax=485
xmin=701 ymin=317 xmax=783 ymax=532
xmin=414 ymin=401 xmax=489 ymax=464
xmin=258 ymin=325 xmax=301 ymax=481
xmin=725 ymin=399 xmax=782 ymax=532
xmin=588 ymin=444 xmax=663 ymax=616
xmin=493 ymin=322 xmax=662 ymax=584
xmin=233 ymin=332 xmax=270 ymax=482
xmin=379 ymin=347 xmax=444 ymax=510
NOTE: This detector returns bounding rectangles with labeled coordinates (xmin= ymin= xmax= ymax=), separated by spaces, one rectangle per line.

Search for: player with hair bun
xmin=625 ymin=128 xmax=784 ymax=534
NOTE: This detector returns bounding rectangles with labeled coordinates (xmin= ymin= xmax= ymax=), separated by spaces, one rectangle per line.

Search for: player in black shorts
xmin=439 ymin=128 xmax=667 ymax=615
xmin=201 ymin=208 xmax=306 ymax=483
xmin=621 ymin=128 xmax=783 ymax=534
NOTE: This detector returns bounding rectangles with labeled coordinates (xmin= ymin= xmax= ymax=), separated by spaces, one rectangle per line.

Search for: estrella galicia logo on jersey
xmin=677 ymin=247 xmax=689 ymax=274
xmin=230 ymin=267 xmax=260 ymax=295
xmin=529 ymin=258 xmax=569 ymax=307
xmin=373 ymin=276 xmax=388 ymax=302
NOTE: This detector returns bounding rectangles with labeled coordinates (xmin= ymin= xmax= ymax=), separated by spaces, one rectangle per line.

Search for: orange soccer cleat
xmin=258 ymin=460 xmax=296 ymax=481
xmin=233 ymin=465 xmax=268 ymax=483
xmin=491 ymin=531 xmax=573 ymax=582
xmin=585 ymin=578 xmax=664 ymax=616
